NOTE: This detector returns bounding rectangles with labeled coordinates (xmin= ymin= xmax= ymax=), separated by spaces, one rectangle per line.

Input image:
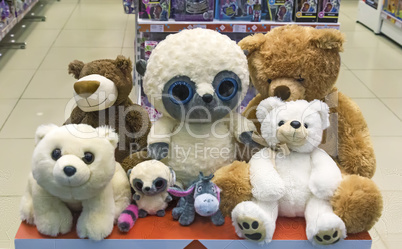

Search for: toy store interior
xmin=0 ymin=0 xmax=401 ymax=248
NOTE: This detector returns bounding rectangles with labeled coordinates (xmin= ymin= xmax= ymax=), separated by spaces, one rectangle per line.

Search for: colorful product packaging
xmin=138 ymin=0 xmax=171 ymax=20
xmin=172 ymin=0 xmax=214 ymax=21
xmin=295 ymin=0 xmax=318 ymax=22
xmin=317 ymin=0 xmax=340 ymax=23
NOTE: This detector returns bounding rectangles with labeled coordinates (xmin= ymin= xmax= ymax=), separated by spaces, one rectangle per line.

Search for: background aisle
xmin=0 ymin=0 xmax=401 ymax=248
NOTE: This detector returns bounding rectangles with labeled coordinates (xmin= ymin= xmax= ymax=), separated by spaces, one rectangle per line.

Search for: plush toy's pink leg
xmin=117 ymin=204 xmax=139 ymax=232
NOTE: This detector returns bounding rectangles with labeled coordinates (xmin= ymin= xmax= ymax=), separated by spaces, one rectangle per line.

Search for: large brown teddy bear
xmin=65 ymin=56 xmax=151 ymax=166
xmin=213 ymin=25 xmax=383 ymax=234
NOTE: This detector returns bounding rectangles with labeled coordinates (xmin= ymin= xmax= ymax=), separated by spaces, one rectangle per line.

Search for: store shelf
xmin=357 ymin=0 xmax=383 ymax=33
xmin=15 ymin=211 xmax=372 ymax=249
xmin=380 ymin=11 xmax=402 ymax=45
xmin=137 ymin=19 xmax=340 ymax=33
xmin=0 ymin=0 xmax=39 ymax=41
xmin=381 ymin=11 xmax=402 ymax=29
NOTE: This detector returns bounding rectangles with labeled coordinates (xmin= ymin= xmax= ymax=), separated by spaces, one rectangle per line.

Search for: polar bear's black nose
xmin=202 ymin=94 xmax=213 ymax=103
xmin=63 ymin=166 xmax=77 ymax=177
xmin=290 ymin=121 xmax=301 ymax=129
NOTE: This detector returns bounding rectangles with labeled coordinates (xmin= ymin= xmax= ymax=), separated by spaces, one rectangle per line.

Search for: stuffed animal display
xmin=213 ymin=25 xmax=382 ymax=234
xmin=65 ymin=55 xmax=151 ymax=165
xmin=136 ymin=28 xmax=257 ymax=188
xmin=20 ymin=124 xmax=131 ymax=240
xmin=232 ymin=97 xmax=346 ymax=245
xmin=168 ymin=173 xmax=225 ymax=226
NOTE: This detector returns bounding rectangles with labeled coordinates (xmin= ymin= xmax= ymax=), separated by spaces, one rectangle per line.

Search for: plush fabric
xmin=141 ymin=28 xmax=256 ymax=188
xmin=232 ymin=98 xmax=346 ymax=246
xmin=64 ymin=55 xmax=151 ymax=164
xmin=213 ymin=25 xmax=382 ymax=234
xmin=20 ymin=124 xmax=131 ymax=240
xmin=128 ymin=160 xmax=175 ymax=218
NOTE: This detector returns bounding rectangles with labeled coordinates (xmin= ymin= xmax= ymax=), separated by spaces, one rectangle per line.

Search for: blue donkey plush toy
xmin=168 ymin=173 xmax=225 ymax=226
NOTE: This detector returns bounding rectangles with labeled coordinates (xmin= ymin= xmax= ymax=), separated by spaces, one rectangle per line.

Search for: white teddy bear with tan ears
xmin=231 ymin=97 xmax=347 ymax=246
xmin=20 ymin=124 xmax=131 ymax=240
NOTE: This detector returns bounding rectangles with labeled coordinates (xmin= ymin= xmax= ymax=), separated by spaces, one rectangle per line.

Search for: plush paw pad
xmin=237 ymin=217 xmax=266 ymax=242
xmin=314 ymin=229 xmax=342 ymax=245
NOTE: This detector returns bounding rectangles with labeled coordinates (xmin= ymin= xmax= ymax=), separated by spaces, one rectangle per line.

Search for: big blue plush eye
xmin=216 ymin=78 xmax=238 ymax=101
xmin=168 ymin=81 xmax=194 ymax=105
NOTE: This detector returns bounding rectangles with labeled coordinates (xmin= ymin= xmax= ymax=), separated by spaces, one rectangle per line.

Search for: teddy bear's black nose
xmin=202 ymin=94 xmax=213 ymax=103
xmin=144 ymin=187 xmax=151 ymax=191
xmin=63 ymin=166 xmax=77 ymax=177
xmin=290 ymin=121 xmax=301 ymax=129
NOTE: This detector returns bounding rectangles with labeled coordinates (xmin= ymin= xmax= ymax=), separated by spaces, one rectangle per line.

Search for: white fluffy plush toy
xmin=231 ymin=97 xmax=346 ymax=246
xmin=136 ymin=28 xmax=256 ymax=188
xmin=129 ymin=160 xmax=175 ymax=217
xmin=20 ymin=124 xmax=131 ymax=240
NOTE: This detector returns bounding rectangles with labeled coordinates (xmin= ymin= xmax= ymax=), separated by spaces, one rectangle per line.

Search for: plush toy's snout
xmin=53 ymin=154 xmax=91 ymax=187
xmin=277 ymin=120 xmax=308 ymax=146
xmin=194 ymin=193 xmax=220 ymax=216
xmin=74 ymin=80 xmax=100 ymax=97
xmin=268 ymin=78 xmax=306 ymax=101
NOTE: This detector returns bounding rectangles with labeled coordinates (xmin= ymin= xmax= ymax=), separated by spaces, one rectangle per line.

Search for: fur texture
xmin=65 ymin=55 xmax=151 ymax=163
xmin=142 ymin=28 xmax=256 ymax=188
xmin=129 ymin=160 xmax=175 ymax=217
xmin=213 ymin=25 xmax=382 ymax=233
xmin=20 ymin=124 xmax=131 ymax=240
xmin=232 ymin=98 xmax=346 ymax=245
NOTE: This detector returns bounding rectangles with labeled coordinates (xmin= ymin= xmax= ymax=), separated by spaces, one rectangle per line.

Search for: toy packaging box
xmin=295 ymin=0 xmax=318 ymax=22
xmin=397 ymin=0 xmax=402 ymax=20
xmin=383 ymin=0 xmax=398 ymax=16
xmin=172 ymin=0 xmax=214 ymax=21
xmin=317 ymin=0 xmax=340 ymax=22
xmin=267 ymin=0 xmax=294 ymax=22
xmin=215 ymin=0 xmax=293 ymax=22
xmin=138 ymin=0 xmax=171 ymax=20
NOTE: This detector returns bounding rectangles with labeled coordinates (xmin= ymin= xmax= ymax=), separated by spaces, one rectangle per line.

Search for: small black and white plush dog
xmin=168 ymin=172 xmax=225 ymax=226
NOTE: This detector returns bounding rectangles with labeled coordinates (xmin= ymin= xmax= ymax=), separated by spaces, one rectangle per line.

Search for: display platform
xmin=15 ymin=208 xmax=372 ymax=249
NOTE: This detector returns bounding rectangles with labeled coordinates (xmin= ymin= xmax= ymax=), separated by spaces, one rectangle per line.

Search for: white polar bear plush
xmin=231 ymin=97 xmax=346 ymax=246
xmin=137 ymin=28 xmax=256 ymax=188
xmin=20 ymin=124 xmax=131 ymax=240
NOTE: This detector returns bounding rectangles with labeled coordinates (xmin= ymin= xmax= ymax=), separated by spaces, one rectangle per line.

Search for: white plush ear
xmin=256 ymin=97 xmax=285 ymax=123
xmin=35 ymin=124 xmax=59 ymax=146
xmin=310 ymin=100 xmax=330 ymax=129
xmin=96 ymin=126 xmax=119 ymax=148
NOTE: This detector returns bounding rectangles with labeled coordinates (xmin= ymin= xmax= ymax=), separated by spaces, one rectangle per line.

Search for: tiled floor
xmin=0 ymin=0 xmax=401 ymax=248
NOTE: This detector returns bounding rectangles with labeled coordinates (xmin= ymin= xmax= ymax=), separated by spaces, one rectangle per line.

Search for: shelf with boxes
xmin=0 ymin=0 xmax=39 ymax=43
xmin=357 ymin=0 xmax=402 ymax=45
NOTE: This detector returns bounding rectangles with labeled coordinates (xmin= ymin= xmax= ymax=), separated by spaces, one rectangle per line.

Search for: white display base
xmin=381 ymin=19 xmax=402 ymax=45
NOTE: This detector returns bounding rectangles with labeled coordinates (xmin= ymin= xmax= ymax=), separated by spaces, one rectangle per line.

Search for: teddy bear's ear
xmin=114 ymin=55 xmax=133 ymax=76
xmin=238 ymin=33 xmax=266 ymax=56
xmin=96 ymin=126 xmax=119 ymax=148
xmin=309 ymin=100 xmax=330 ymax=129
xmin=35 ymin=124 xmax=59 ymax=146
xmin=68 ymin=60 xmax=85 ymax=79
xmin=310 ymin=29 xmax=345 ymax=52
xmin=256 ymin=97 xmax=285 ymax=123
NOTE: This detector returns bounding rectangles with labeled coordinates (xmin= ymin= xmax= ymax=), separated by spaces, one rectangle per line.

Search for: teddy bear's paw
xmin=307 ymin=213 xmax=346 ymax=246
xmin=232 ymin=202 xmax=274 ymax=244
xmin=77 ymin=212 xmax=114 ymax=240
xmin=77 ymin=217 xmax=114 ymax=241
xmin=314 ymin=228 xmax=342 ymax=245
xmin=35 ymin=210 xmax=73 ymax=236
xmin=237 ymin=216 xmax=267 ymax=243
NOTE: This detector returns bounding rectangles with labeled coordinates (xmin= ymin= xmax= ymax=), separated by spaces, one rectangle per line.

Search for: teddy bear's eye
xmin=304 ymin=123 xmax=308 ymax=129
xmin=296 ymin=76 xmax=304 ymax=83
xmin=197 ymin=186 xmax=203 ymax=193
xmin=267 ymin=79 xmax=272 ymax=84
xmin=278 ymin=121 xmax=285 ymax=126
xmin=51 ymin=148 xmax=62 ymax=161
xmin=135 ymin=181 xmax=143 ymax=191
xmin=82 ymin=152 xmax=94 ymax=164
